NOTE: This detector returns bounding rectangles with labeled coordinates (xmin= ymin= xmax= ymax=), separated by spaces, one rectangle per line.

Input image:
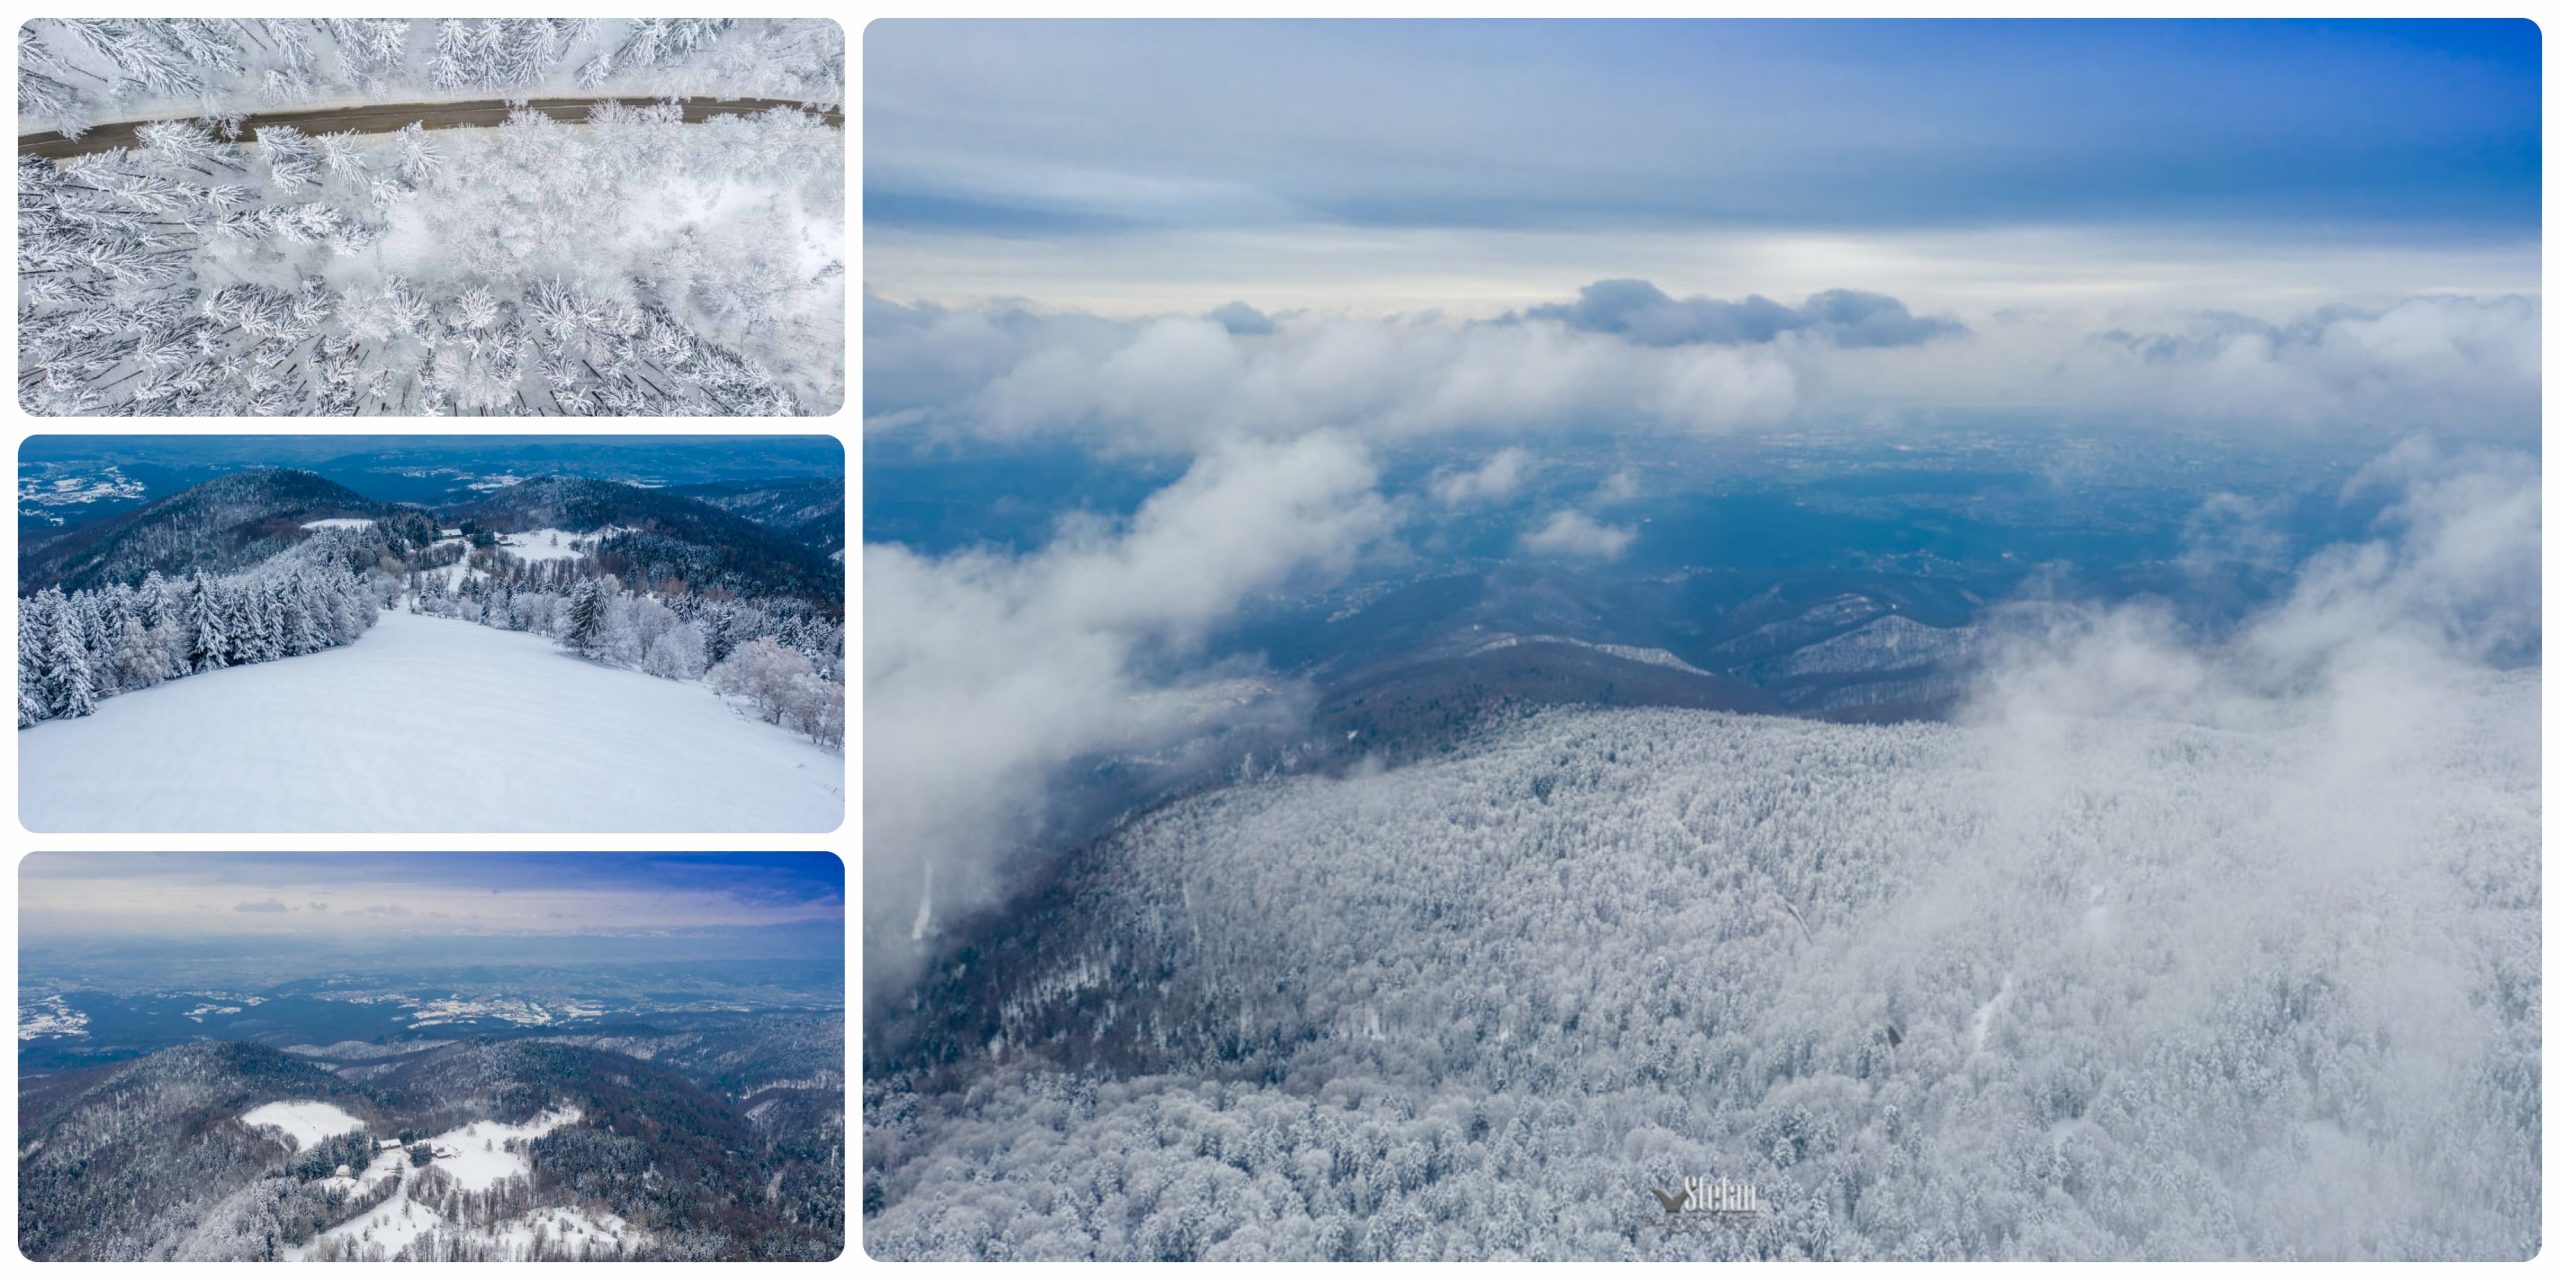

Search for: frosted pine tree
xmin=428 ymin=19 xmax=474 ymax=93
xmin=36 ymin=591 xmax=98 ymax=720
xmin=241 ymin=581 xmax=283 ymax=663
xmin=185 ymin=571 xmax=230 ymax=671
xmin=561 ymin=580 xmax=609 ymax=658
xmin=113 ymin=610 xmax=173 ymax=690
xmin=18 ymin=602 xmax=51 ymax=728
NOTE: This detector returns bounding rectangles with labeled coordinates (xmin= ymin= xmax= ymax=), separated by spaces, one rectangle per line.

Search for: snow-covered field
xmin=407 ymin=995 xmax=601 ymax=1028
xmin=20 ymin=610 xmax=842 ymax=831
xmin=287 ymin=1107 xmax=634 ymax=1262
xmin=18 ymin=995 xmax=90 ymax=1040
xmin=429 ymin=1107 xmax=581 ymax=1191
xmin=242 ymin=1101 xmax=368 ymax=1151
xmin=299 ymin=518 xmax=377 ymax=531
xmin=494 ymin=527 xmax=619 ymax=563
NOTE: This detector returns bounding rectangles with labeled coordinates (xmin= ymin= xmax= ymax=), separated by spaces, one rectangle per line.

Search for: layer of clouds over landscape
xmin=864 ymin=278 xmax=2539 ymax=993
xmin=868 ymin=285 xmax=2542 ymax=453
xmin=864 ymin=432 xmax=1395 ymax=990
xmin=867 ymin=287 xmax=1801 ymax=450
xmin=1522 ymin=279 xmax=1967 ymax=348
xmin=1969 ymin=437 xmax=2539 ymax=733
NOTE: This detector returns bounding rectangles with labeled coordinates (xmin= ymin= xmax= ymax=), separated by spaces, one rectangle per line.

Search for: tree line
xmin=17 ymin=558 xmax=381 ymax=727
xmin=414 ymin=546 xmax=843 ymax=748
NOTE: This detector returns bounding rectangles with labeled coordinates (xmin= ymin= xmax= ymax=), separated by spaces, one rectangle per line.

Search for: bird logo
xmin=1651 ymin=1187 xmax=1689 ymax=1215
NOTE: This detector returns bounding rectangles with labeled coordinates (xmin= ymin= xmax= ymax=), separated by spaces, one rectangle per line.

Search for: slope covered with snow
xmin=242 ymin=1100 xmax=368 ymax=1150
xmin=20 ymin=609 xmax=841 ymax=831
xmin=868 ymin=669 xmax=2540 ymax=1260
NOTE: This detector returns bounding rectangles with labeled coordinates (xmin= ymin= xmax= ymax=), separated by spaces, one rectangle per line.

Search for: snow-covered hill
xmin=868 ymin=666 xmax=2540 ymax=1260
xmin=20 ymin=609 xmax=840 ymax=831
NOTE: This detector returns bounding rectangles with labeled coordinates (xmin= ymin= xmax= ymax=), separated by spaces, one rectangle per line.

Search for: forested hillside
xmin=21 ymin=467 xmax=419 ymax=591
xmin=22 ymin=1035 xmax=842 ymax=1261
xmin=19 ymin=1042 xmax=387 ymax=1260
xmin=867 ymin=684 xmax=2539 ymax=1260
xmin=669 ymin=479 xmax=845 ymax=557
xmin=451 ymin=475 xmax=843 ymax=601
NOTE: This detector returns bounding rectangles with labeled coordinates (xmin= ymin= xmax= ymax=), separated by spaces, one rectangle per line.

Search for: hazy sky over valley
xmin=21 ymin=852 xmax=845 ymax=945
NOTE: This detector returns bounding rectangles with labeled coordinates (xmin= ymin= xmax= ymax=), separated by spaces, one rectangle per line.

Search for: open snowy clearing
xmin=287 ymin=1153 xmax=437 ymax=1261
xmin=242 ymin=1101 xmax=368 ymax=1151
xmin=20 ymin=609 xmax=842 ymax=831
xmin=494 ymin=527 xmax=621 ymax=563
xmin=426 ymin=1107 xmax=581 ymax=1191
xmin=286 ymin=1107 xmax=631 ymax=1262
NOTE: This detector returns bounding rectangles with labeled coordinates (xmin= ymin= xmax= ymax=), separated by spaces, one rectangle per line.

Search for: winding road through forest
xmin=18 ymin=96 xmax=845 ymax=159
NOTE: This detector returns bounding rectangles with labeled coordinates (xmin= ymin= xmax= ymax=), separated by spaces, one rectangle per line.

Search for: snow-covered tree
xmin=185 ymin=571 xmax=230 ymax=672
xmin=34 ymin=590 xmax=98 ymax=719
xmin=560 ymin=581 xmax=609 ymax=659
xmin=19 ymin=601 xmax=52 ymax=728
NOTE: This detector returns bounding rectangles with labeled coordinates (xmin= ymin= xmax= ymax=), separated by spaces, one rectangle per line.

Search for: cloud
xmin=867 ymin=290 xmax=1799 ymax=451
xmin=870 ymin=290 xmax=2539 ymax=453
xmin=1524 ymin=279 xmax=1966 ymax=348
xmin=865 ymin=431 xmax=1397 ymax=993
xmin=1426 ymin=447 xmax=1533 ymax=506
xmin=307 ymin=902 xmax=328 ymax=912
xmin=1520 ymin=509 xmax=1635 ymax=560
xmin=1765 ymin=437 xmax=2540 ymax=1257
xmin=866 ymin=22 xmax=2535 ymax=237
xmin=1207 ymin=300 xmax=1276 ymax=335
xmin=1778 ymin=294 xmax=2541 ymax=443
xmin=1965 ymin=437 xmax=2537 ymax=732
xmin=2075 ymin=296 xmax=2541 ymax=433
xmin=233 ymin=899 xmax=289 ymax=913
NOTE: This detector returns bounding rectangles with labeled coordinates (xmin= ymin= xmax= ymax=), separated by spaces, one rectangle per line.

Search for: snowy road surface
xmin=20 ymin=610 xmax=843 ymax=831
xmin=20 ymin=95 xmax=846 ymax=159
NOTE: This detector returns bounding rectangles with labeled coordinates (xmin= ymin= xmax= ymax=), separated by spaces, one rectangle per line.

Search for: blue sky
xmin=864 ymin=19 xmax=2538 ymax=315
xmin=20 ymin=852 xmax=845 ymax=941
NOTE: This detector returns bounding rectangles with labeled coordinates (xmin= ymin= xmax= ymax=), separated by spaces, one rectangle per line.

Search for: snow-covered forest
xmin=863 ymin=437 xmax=2541 ymax=1260
xmin=18 ymin=514 xmax=843 ymax=741
xmin=22 ymin=1035 xmax=843 ymax=1261
xmin=18 ymin=555 xmax=380 ymax=727
xmin=867 ymin=678 xmax=2538 ymax=1260
xmin=18 ymin=19 xmax=844 ymax=415
xmin=409 ymin=556 xmax=844 ymax=747
xmin=19 ymin=19 xmax=841 ymax=136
